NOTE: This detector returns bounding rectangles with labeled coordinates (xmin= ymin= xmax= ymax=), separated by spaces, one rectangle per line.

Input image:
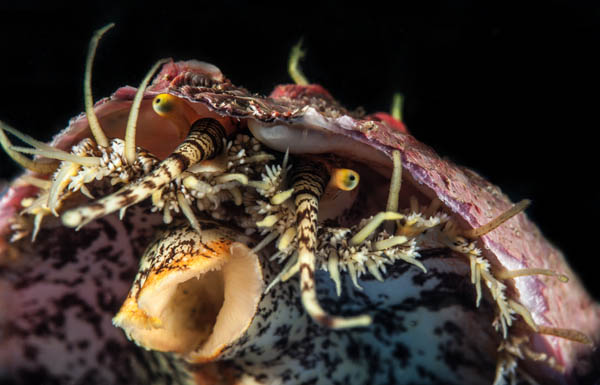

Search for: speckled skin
xmin=1 ymin=59 xmax=599 ymax=384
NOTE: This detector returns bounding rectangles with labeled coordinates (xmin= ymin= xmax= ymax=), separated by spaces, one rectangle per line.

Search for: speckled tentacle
xmin=62 ymin=118 xmax=226 ymax=228
xmin=291 ymin=160 xmax=371 ymax=329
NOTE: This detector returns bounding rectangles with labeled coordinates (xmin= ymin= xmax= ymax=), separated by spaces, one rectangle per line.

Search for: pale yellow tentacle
xmin=84 ymin=23 xmax=114 ymax=148
xmin=288 ymin=39 xmax=309 ymax=86
xmin=0 ymin=122 xmax=58 ymax=174
xmin=464 ymin=199 xmax=531 ymax=238
xmin=124 ymin=58 xmax=169 ymax=164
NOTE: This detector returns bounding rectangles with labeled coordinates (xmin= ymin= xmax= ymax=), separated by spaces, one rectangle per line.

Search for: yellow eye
xmin=152 ymin=93 xmax=200 ymax=139
xmin=152 ymin=93 xmax=179 ymax=117
xmin=331 ymin=168 xmax=360 ymax=191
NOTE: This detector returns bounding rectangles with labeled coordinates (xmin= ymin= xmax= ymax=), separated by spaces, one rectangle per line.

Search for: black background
xmin=1 ymin=2 xmax=599 ymax=299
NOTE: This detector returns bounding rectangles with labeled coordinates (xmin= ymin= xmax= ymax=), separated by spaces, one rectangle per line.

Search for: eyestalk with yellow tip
xmin=328 ymin=168 xmax=359 ymax=191
xmin=152 ymin=93 xmax=201 ymax=140
xmin=284 ymin=158 xmax=371 ymax=329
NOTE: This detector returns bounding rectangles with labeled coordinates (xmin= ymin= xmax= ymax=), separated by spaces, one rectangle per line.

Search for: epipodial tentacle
xmin=463 ymin=199 xmax=531 ymax=239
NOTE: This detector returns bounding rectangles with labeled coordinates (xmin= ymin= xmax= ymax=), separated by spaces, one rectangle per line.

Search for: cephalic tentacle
xmin=291 ymin=159 xmax=371 ymax=329
xmin=84 ymin=23 xmax=114 ymax=148
xmin=124 ymin=59 xmax=170 ymax=164
xmin=62 ymin=118 xmax=227 ymax=228
xmin=288 ymin=39 xmax=309 ymax=86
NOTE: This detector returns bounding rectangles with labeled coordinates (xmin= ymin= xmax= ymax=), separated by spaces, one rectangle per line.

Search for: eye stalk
xmin=152 ymin=93 xmax=199 ymax=139
xmin=152 ymin=93 xmax=178 ymax=116
xmin=330 ymin=168 xmax=360 ymax=191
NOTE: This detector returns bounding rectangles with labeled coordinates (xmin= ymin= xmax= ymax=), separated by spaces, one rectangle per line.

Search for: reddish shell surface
xmin=1 ymin=59 xmax=599 ymax=383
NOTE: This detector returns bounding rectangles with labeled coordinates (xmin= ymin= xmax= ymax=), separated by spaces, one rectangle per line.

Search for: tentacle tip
xmin=316 ymin=314 xmax=372 ymax=329
xmin=558 ymin=274 xmax=569 ymax=283
xmin=520 ymin=198 xmax=532 ymax=207
xmin=538 ymin=325 xmax=593 ymax=345
xmin=391 ymin=94 xmax=403 ymax=120
xmin=356 ymin=315 xmax=373 ymax=327
xmin=288 ymin=39 xmax=309 ymax=86
xmin=95 ymin=23 xmax=115 ymax=35
xmin=62 ymin=210 xmax=83 ymax=228
xmin=336 ymin=314 xmax=372 ymax=329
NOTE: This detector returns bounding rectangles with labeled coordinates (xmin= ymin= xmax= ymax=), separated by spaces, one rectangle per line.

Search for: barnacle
xmin=113 ymin=221 xmax=263 ymax=362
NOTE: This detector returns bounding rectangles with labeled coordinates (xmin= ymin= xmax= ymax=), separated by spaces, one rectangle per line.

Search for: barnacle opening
xmin=114 ymin=231 xmax=263 ymax=362
xmin=140 ymin=269 xmax=225 ymax=353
